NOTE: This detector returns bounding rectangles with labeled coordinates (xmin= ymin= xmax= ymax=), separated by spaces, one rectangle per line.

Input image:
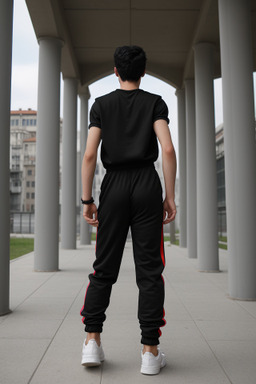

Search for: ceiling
xmin=26 ymin=0 xmax=256 ymax=89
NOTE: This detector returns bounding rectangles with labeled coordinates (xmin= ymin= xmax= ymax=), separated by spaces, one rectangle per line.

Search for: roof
xmin=11 ymin=110 xmax=37 ymax=116
xmin=25 ymin=0 xmax=256 ymax=89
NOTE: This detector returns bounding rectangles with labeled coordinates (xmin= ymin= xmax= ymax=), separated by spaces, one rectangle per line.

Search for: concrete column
xmin=185 ymin=80 xmax=197 ymax=259
xmin=76 ymin=151 xmax=81 ymax=208
xmin=61 ymin=78 xmax=78 ymax=249
xmin=219 ymin=0 xmax=256 ymax=299
xmin=34 ymin=37 xmax=63 ymax=271
xmin=79 ymin=90 xmax=91 ymax=244
xmin=176 ymin=89 xmax=187 ymax=247
xmin=169 ymin=222 xmax=176 ymax=244
xmin=0 ymin=0 xmax=13 ymax=316
xmin=194 ymin=43 xmax=219 ymax=272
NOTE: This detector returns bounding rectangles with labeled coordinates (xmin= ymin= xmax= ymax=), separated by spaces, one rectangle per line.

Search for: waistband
xmin=106 ymin=161 xmax=155 ymax=173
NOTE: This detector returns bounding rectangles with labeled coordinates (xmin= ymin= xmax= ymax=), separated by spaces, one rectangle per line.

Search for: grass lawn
xmin=10 ymin=238 xmax=34 ymax=260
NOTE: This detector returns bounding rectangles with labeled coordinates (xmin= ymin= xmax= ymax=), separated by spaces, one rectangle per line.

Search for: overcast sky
xmin=11 ymin=0 xmax=256 ymax=173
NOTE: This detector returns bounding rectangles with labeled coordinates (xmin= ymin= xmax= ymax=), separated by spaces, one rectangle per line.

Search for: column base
xmin=228 ymin=295 xmax=256 ymax=302
xmin=34 ymin=268 xmax=60 ymax=272
xmin=0 ymin=309 xmax=12 ymax=317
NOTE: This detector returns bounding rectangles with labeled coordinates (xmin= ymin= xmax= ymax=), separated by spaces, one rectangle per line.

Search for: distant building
xmin=215 ymin=124 xmax=226 ymax=235
xmin=10 ymin=109 xmax=37 ymax=211
xmin=21 ymin=137 xmax=36 ymax=212
xmin=10 ymin=109 xmax=63 ymax=212
xmin=215 ymin=121 xmax=256 ymax=235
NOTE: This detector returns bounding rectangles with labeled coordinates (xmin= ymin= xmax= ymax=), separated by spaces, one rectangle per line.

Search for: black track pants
xmin=80 ymin=165 xmax=166 ymax=345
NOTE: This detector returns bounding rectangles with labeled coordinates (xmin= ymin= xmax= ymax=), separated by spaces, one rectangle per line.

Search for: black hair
xmin=114 ymin=46 xmax=147 ymax=82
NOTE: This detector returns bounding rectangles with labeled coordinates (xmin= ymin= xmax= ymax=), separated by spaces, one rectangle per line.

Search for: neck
xmin=119 ymin=79 xmax=141 ymax=90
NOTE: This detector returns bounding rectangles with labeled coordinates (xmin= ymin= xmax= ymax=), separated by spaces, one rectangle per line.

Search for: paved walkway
xmin=1 ymin=242 xmax=256 ymax=384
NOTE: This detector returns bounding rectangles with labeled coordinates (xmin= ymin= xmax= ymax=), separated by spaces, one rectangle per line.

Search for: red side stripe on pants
xmin=158 ymin=224 xmax=166 ymax=336
xmin=160 ymin=225 xmax=165 ymax=267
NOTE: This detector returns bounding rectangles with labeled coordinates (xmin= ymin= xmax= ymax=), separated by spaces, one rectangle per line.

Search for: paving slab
xmin=0 ymin=338 xmax=50 ymax=384
xmin=209 ymin=340 xmax=256 ymax=384
xmin=1 ymin=242 xmax=256 ymax=384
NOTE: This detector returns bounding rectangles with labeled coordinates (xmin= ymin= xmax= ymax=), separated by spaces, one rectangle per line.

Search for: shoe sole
xmin=140 ymin=359 xmax=166 ymax=375
xmin=81 ymin=356 xmax=104 ymax=367
xmin=82 ymin=361 xmax=101 ymax=367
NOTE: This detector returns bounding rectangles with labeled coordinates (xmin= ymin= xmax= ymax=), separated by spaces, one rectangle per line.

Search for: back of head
xmin=114 ymin=46 xmax=147 ymax=82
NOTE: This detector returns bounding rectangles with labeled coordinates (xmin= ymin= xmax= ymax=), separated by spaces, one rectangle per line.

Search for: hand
xmin=163 ymin=198 xmax=176 ymax=224
xmin=83 ymin=203 xmax=99 ymax=227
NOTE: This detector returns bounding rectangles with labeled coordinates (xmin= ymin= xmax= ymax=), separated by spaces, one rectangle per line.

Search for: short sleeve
xmin=153 ymin=97 xmax=170 ymax=124
xmin=89 ymin=100 xmax=101 ymax=129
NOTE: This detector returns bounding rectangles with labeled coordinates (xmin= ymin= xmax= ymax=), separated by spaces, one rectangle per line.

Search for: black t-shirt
xmin=89 ymin=88 xmax=169 ymax=171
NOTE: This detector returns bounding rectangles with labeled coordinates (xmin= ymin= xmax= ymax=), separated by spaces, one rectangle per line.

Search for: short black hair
xmin=114 ymin=46 xmax=147 ymax=82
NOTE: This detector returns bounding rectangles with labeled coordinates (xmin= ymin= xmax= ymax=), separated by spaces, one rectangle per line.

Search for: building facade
xmin=215 ymin=124 xmax=226 ymax=235
xmin=21 ymin=137 xmax=36 ymax=212
xmin=10 ymin=109 xmax=63 ymax=213
xmin=10 ymin=109 xmax=37 ymax=212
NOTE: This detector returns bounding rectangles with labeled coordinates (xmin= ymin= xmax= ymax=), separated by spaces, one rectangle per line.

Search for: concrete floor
xmin=1 ymin=242 xmax=256 ymax=384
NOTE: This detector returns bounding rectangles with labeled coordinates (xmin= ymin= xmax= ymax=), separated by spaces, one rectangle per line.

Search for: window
xmin=16 ymin=119 xmax=19 ymax=126
xmin=34 ymin=119 xmax=36 ymax=125
xmin=26 ymin=181 xmax=30 ymax=187
xmin=27 ymin=170 xmax=32 ymax=176
xmin=31 ymin=205 xmax=34 ymax=212
xmin=31 ymin=193 xmax=35 ymax=199
xmin=32 ymin=181 xmax=35 ymax=187
xmin=26 ymin=192 xmax=30 ymax=199
xmin=22 ymin=119 xmax=26 ymax=126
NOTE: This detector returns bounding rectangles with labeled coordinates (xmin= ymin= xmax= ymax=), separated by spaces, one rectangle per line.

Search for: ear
xmin=114 ymin=67 xmax=119 ymax=77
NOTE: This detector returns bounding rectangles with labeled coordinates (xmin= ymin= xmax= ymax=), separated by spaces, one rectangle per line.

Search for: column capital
xmin=62 ymin=77 xmax=79 ymax=91
xmin=38 ymin=36 xmax=64 ymax=47
xmin=184 ymin=78 xmax=195 ymax=86
xmin=78 ymin=86 xmax=91 ymax=100
xmin=175 ymin=88 xmax=185 ymax=97
xmin=193 ymin=42 xmax=215 ymax=53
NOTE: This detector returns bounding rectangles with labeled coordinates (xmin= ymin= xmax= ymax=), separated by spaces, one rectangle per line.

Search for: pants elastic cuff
xmin=85 ymin=325 xmax=103 ymax=333
xmin=141 ymin=337 xmax=159 ymax=346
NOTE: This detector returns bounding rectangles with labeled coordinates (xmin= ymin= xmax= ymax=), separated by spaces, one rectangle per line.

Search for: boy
xmin=80 ymin=46 xmax=176 ymax=375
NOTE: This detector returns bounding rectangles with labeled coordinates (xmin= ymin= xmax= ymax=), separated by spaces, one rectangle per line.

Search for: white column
xmin=34 ymin=37 xmax=62 ymax=271
xmin=61 ymin=78 xmax=78 ymax=249
xmin=176 ymin=89 xmax=187 ymax=247
xmin=76 ymin=151 xmax=81 ymax=208
xmin=194 ymin=43 xmax=219 ymax=272
xmin=169 ymin=222 xmax=176 ymax=244
xmin=185 ymin=80 xmax=197 ymax=259
xmin=219 ymin=0 xmax=256 ymax=299
xmin=0 ymin=0 xmax=13 ymax=315
xmin=79 ymin=89 xmax=91 ymax=244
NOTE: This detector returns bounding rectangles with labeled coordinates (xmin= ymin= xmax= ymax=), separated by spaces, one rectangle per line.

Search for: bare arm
xmin=153 ymin=119 xmax=177 ymax=224
xmin=81 ymin=126 xmax=101 ymax=227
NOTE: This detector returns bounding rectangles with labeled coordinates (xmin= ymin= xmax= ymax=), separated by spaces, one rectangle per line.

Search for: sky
xmin=11 ymin=0 xmax=256 ymax=172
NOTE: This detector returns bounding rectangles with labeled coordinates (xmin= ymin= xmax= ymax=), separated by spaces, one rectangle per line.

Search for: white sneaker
xmin=140 ymin=348 xmax=166 ymax=375
xmin=81 ymin=339 xmax=105 ymax=367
